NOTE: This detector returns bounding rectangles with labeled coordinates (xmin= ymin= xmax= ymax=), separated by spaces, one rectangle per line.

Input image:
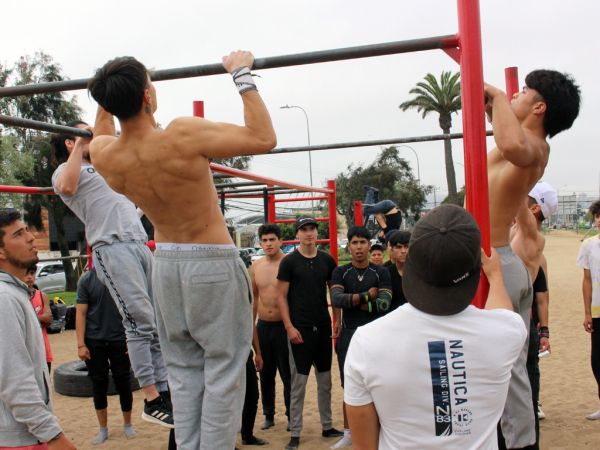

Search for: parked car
xmin=339 ymin=239 xmax=348 ymax=250
xmin=281 ymin=244 xmax=297 ymax=254
xmin=251 ymin=249 xmax=266 ymax=264
xmin=239 ymin=249 xmax=252 ymax=268
xmin=35 ymin=262 xmax=68 ymax=294
xmin=242 ymin=247 xmax=257 ymax=256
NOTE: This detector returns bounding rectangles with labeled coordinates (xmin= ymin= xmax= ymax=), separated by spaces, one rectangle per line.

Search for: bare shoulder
xmin=523 ymin=128 xmax=549 ymax=165
xmin=90 ymin=136 xmax=118 ymax=167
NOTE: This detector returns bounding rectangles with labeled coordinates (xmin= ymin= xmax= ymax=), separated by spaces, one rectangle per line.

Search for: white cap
xmin=529 ymin=181 xmax=558 ymax=219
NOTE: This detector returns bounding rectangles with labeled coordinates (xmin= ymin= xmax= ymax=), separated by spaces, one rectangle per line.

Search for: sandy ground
xmin=48 ymin=231 xmax=600 ymax=449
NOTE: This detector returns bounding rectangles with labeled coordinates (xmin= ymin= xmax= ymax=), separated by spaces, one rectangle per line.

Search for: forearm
xmin=333 ymin=306 xmax=341 ymax=324
xmin=75 ymin=311 xmax=87 ymax=346
xmin=94 ymin=105 xmax=116 ymax=137
xmin=537 ymin=292 xmax=549 ymax=327
xmin=252 ymin=325 xmax=260 ymax=355
xmin=583 ymin=279 xmax=593 ymax=316
xmin=56 ymin=145 xmax=84 ymax=194
xmin=330 ymin=287 xmax=363 ymax=308
xmin=277 ymin=295 xmax=293 ymax=329
xmin=485 ymin=273 xmax=514 ymax=311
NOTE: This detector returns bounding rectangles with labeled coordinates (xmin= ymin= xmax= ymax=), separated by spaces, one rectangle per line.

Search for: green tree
xmin=442 ymin=185 xmax=466 ymax=207
xmin=1 ymin=52 xmax=83 ymax=291
xmin=0 ymin=135 xmax=35 ymax=209
xmin=399 ymin=71 xmax=461 ymax=205
xmin=334 ymin=146 xmax=432 ymax=228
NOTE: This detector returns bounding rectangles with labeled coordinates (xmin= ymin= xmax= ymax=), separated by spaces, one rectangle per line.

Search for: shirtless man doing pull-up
xmin=485 ymin=70 xmax=580 ymax=449
xmin=250 ymin=223 xmax=292 ymax=431
xmin=87 ymin=51 xmax=277 ymax=450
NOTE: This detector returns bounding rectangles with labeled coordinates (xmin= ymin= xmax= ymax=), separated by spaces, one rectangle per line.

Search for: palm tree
xmin=399 ymin=71 xmax=461 ymax=205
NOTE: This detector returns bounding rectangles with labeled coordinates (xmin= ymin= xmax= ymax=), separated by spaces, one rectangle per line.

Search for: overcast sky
xmin=3 ymin=0 xmax=599 ymax=219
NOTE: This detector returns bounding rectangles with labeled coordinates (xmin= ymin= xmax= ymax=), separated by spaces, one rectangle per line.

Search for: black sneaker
xmin=241 ymin=435 xmax=269 ymax=446
xmin=142 ymin=396 xmax=174 ymax=429
xmin=159 ymin=390 xmax=172 ymax=410
xmin=285 ymin=437 xmax=300 ymax=449
xmin=261 ymin=417 xmax=275 ymax=430
xmin=362 ymin=185 xmax=379 ymax=193
xmin=322 ymin=428 xmax=344 ymax=438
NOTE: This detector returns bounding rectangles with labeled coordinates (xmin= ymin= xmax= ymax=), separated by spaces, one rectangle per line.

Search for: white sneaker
xmin=538 ymin=405 xmax=546 ymax=420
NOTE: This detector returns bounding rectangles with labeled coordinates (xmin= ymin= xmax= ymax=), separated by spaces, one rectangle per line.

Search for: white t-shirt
xmin=576 ymin=235 xmax=600 ymax=318
xmin=344 ymin=303 xmax=527 ymax=450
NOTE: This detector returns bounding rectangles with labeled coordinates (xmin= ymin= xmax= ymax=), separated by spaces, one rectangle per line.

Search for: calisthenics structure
xmin=0 ymin=0 xmax=502 ymax=308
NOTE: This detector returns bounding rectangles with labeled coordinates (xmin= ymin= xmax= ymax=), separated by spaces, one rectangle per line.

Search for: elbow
xmin=59 ymin=185 xmax=77 ymax=196
xmin=255 ymin=132 xmax=277 ymax=154
xmin=500 ymin=142 xmax=528 ymax=166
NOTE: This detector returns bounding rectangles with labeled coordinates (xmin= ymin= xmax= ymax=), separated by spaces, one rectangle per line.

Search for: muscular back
xmin=91 ymin=124 xmax=232 ymax=245
xmin=488 ymin=137 xmax=549 ymax=248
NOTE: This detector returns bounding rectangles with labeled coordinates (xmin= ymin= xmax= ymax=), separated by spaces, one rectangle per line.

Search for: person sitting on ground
xmin=345 ymin=205 xmax=528 ymax=449
xmin=24 ymin=265 xmax=54 ymax=373
xmin=330 ymin=226 xmax=393 ymax=449
xmin=577 ymin=199 xmax=600 ymax=420
xmin=485 ymin=70 xmax=580 ymax=449
xmin=382 ymin=229 xmax=399 ymax=269
xmin=387 ymin=230 xmax=410 ymax=312
xmin=0 ymin=210 xmax=76 ymax=450
xmin=368 ymin=243 xmax=385 ymax=266
xmin=76 ymin=267 xmax=138 ymax=445
xmin=362 ymin=186 xmax=402 ymax=242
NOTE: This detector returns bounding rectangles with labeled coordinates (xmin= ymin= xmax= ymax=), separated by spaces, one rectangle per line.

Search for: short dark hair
xmin=589 ymin=200 xmax=600 ymax=218
xmin=88 ymin=57 xmax=150 ymax=120
xmin=389 ymin=230 xmax=411 ymax=247
xmin=0 ymin=210 xmax=22 ymax=247
xmin=26 ymin=264 xmax=37 ymax=274
xmin=370 ymin=243 xmax=384 ymax=253
xmin=525 ymin=70 xmax=581 ymax=138
xmin=347 ymin=226 xmax=371 ymax=242
xmin=49 ymin=120 xmax=88 ymax=165
xmin=527 ymin=196 xmax=545 ymax=222
xmin=258 ymin=223 xmax=281 ymax=239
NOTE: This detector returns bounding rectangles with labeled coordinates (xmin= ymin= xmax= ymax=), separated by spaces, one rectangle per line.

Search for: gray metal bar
xmin=219 ymin=186 xmax=293 ymax=195
xmin=211 ymin=174 xmax=235 ymax=180
xmin=214 ymin=181 xmax=265 ymax=189
xmin=0 ymin=114 xmax=93 ymax=138
xmin=38 ymin=255 xmax=89 ymax=262
xmin=226 ymin=189 xmax=302 ymax=198
xmin=0 ymin=35 xmax=458 ymax=98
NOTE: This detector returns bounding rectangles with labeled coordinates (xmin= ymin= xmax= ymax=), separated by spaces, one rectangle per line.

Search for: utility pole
xmin=434 ymin=188 xmax=437 ymax=208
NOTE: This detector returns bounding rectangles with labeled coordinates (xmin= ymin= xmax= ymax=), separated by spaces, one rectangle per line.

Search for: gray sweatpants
xmin=93 ymin=241 xmax=168 ymax=391
xmin=153 ymin=249 xmax=253 ymax=450
xmin=287 ymin=339 xmax=333 ymax=438
xmin=497 ymin=246 xmax=535 ymax=449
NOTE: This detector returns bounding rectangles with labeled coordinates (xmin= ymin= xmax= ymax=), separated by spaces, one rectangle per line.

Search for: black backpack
xmin=65 ymin=306 xmax=77 ymax=330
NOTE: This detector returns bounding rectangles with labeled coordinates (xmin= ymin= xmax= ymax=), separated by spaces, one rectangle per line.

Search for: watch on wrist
xmin=51 ymin=431 xmax=62 ymax=440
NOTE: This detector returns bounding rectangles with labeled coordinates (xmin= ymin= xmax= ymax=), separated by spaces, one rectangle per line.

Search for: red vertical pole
xmin=457 ymin=0 xmax=489 ymax=308
xmin=267 ymin=185 xmax=276 ymax=223
xmin=87 ymin=243 xmax=92 ymax=269
xmin=354 ymin=201 xmax=363 ymax=226
xmin=504 ymin=67 xmax=519 ymax=103
xmin=328 ymin=180 xmax=338 ymax=264
xmin=193 ymin=101 xmax=204 ymax=118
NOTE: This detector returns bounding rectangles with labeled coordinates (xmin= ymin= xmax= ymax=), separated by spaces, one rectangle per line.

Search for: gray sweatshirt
xmin=0 ymin=270 xmax=62 ymax=446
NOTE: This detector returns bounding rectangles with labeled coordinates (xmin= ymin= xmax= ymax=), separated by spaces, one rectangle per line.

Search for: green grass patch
xmin=48 ymin=291 xmax=77 ymax=307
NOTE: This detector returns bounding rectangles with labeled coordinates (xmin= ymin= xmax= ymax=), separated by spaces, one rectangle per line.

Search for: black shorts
xmin=335 ymin=327 xmax=356 ymax=388
xmin=289 ymin=324 xmax=332 ymax=376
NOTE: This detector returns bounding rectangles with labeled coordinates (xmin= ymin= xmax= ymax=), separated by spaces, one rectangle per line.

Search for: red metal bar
xmin=504 ymin=67 xmax=519 ymax=103
xmin=267 ymin=189 xmax=276 ymax=223
xmin=458 ymin=0 xmax=490 ymax=308
xmin=274 ymin=218 xmax=329 ymax=224
xmin=210 ymin=162 xmax=332 ymax=194
xmin=87 ymin=243 xmax=93 ymax=269
xmin=328 ymin=180 xmax=338 ymax=264
xmin=0 ymin=186 xmax=56 ymax=195
xmin=273 ymin=196 xmax=329 ymax=203
xmin=281 ymin=239 xmax=330 ymax=244
xmin=193 ymin=100 xmax=204 ymax=118
xmin=354 ymin=201 xmax=363 ymax=226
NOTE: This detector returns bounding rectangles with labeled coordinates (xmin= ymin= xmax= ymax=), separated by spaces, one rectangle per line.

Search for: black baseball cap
xmin=403 ymin=204 xmax=481 ymax=316
xmin=294 ymin=215 xmax=318 ymax=232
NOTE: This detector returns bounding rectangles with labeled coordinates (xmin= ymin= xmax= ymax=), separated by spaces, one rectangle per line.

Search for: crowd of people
xmin=0 ymin=48 xmax=589 ymax=450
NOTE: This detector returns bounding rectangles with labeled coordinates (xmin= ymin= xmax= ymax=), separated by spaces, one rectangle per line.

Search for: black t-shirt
xmin=76 ymin=268 xmax=126 ymax=341
xmin=388 ymin=264 xmax=408 ymax=311
xmin=382 ymin=211 xmax=402 ymax=234
xmin=277 ymin=249 xmax=337 ymax=327
xmin=331 ymin=262 xmax=393 ymax=329
xmin=383 ymin=259 xmax=394 ymax=269
xmin=531 ymin=266 xmax=547 ymax=325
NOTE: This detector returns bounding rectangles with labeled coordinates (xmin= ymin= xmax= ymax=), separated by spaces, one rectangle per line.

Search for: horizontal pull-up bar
xmin=273 ymin=196 xmax=329 ymax=203
xmin=214 ymin=181 xmax=265 ymax=189
xmin=275 ymin=217 xmax=329 ymax=224
xmin=0 ymin=185 xmax=56 ymax=195
xmin=224 ymin=189 xmax=302 ymax=198
xmin=0 ymin=35 xmax=458 ymax=98
xmin=218 ymin=186 xmax=293 ymax=195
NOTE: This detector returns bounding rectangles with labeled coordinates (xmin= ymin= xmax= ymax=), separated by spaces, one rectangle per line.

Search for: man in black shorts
xmin=387 ymin=231 xmax=410 ymax=311
xmin=277 ymin=215 xmax=344 ymax=449
xmin=330 ymin=226 xmax=393 ymax=448
xmin=362 ymin=186 xmax=402 ymax=242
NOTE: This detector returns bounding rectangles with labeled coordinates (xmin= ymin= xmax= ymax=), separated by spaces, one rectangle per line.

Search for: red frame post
xmin=193 ymin=101 xmax=204 ymax=118
xmin=504 ymin=67 xmax=519 ymax=103
xmin=354 ymin=201 xmax=363 ymax=226
xmin=457 ymin=0 xmax=489 ymax=308
xmin=328 ymin=180 xmax=338 ymax=264
xmin=267 ymin=186 xmax=276 ymax=222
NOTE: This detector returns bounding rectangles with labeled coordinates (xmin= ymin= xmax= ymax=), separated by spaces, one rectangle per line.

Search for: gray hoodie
xmin=0 ymin=270 xmax=62 ymax=446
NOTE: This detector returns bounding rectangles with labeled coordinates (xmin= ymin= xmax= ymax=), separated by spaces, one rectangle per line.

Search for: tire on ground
xmin=53 ymin=361 xmax=141 ymax=398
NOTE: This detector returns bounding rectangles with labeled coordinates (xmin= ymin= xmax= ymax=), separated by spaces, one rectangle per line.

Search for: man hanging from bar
xmin=484 ymin=70 xmax=580 ymax=450
xmin=86 ymin=51 xmax=277 ymax=450
xmin=362 ymin=186 xmax=402 ymax=241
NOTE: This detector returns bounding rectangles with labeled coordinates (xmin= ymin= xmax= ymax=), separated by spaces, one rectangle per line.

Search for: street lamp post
xmin=281 ymin=105 xmax=313 ymax=214
xmin=397 ymin=145 xmax=420 ymax=187
xmin=555 ymin=184 xmax=567 ymax=227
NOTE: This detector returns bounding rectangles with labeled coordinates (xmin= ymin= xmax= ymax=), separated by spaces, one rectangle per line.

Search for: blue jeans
xmin=363 ymin=199 xmax=396 ymax=216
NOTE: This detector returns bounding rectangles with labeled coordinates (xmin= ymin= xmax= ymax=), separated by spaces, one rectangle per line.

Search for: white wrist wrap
xmin=231 ymin=66 xmax=257 ymax=95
